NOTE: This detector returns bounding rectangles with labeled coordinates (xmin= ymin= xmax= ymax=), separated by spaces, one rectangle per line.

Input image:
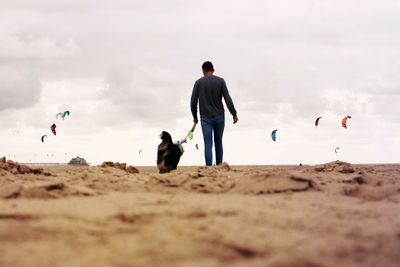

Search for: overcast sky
xmin=1 ymin=0 xmax=399 ymax=166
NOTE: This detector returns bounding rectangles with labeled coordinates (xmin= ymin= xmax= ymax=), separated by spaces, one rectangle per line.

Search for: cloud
xmin=0 ymin=67 xmax=42 ymax=112
xmin=0 ymin=36 xmax=79 ymax=60
xmin=99 ymin=65 xmax=190 ymax=127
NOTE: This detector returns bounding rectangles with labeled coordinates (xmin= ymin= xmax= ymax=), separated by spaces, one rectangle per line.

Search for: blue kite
xmin=271 ymin=129 xmax=278 ymax=141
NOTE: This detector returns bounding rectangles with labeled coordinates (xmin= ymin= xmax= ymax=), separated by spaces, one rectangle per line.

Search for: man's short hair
xmin=202 ymin=61 xmax=214 ymax=72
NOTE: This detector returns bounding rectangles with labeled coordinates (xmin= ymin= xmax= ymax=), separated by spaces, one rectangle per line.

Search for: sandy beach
xmin=0 ymin=157 xmax=399 ymax=267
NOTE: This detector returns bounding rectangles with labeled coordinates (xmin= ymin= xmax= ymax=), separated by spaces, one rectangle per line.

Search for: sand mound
xmin=342 ymin=184 xmax=400 ymax=201
xmin=292 ymin=161 xmax=400 ymax=201
xmin=146 ymin=163 xmax=235 ymax=193
xmin=22 ymin=183 xmax=95 ymax=199
xmin=148 ymin=170 xmax=236 ymax=194
xmin=0 ymin=182 xmax=95 ymax=199
xmin=0 ymin=160 xmax=142 ymax=199
xmin=233 ymin=172 xmax=314 ymax=194
xmin=0 ymin=184 xmax=23 ymax=199
xmin=314 ymin=160 xmax=355 ymax=173
xmin=146 ymin=163 xmax=315 ymax=194
xmin=78 ymin=166 xmax=146 ymax=194
xmin=0 ymin=156 xmax=51 ymax=176
xmin=100 ymin=161 xmax=139 ymax=173
xmin=338 ymin=168 xmax=400 ymax=201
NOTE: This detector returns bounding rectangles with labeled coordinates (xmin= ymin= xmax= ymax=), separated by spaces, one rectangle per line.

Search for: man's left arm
xmin=222 ymin=80 xmax=238 ymax=122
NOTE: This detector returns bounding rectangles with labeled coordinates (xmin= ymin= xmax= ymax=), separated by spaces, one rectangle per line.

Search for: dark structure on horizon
xmin=68 ymin=157 xmax=89 ymax=166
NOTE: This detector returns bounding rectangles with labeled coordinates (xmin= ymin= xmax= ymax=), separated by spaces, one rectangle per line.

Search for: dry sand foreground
xmin=0 ymin=158 xmax=400 ymax=267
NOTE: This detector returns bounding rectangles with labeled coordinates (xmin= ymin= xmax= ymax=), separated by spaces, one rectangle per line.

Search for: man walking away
xmin=190 ymin=61 xmax=238 ymax=166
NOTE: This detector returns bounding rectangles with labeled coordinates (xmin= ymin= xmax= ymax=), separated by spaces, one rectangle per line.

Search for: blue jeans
xmin=200 ymin=116 xmax=225 ymax=166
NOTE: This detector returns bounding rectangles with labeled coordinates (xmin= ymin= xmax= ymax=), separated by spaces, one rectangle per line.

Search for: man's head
xmin=202 ymin=61 xmax=214 ymax=75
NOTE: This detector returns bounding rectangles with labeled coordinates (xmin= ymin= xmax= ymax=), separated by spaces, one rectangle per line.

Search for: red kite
xmin=342 ymin=116 xmax=351 ymax=128
xmin=51 ymin=124 xmax=56 ymax=135
xmin=315 ymin=117 xmax=322 ymax=127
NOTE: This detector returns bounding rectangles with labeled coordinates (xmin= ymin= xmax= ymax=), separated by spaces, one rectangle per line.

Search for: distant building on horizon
xmin=68 ymin=156 xmax=89 ymax=166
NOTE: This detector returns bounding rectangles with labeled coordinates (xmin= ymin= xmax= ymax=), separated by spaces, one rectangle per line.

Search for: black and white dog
xmin=157 ymin=131 xmax=184 ymax=173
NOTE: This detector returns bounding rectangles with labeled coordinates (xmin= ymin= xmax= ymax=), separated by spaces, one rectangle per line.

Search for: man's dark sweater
xmin=190 ymin=75 xmax=237 ymax=119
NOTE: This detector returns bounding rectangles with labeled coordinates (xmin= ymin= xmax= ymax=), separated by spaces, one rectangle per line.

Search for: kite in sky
xmin=56 ymin=111 xmax=70 ymax=120
xmin=41 ymin=135 xmax=47 ymax=143
xmin=56 ymin=112 xmax=63 ymax=119
xmin=51 ymin=124 xmax=57 ymax=135
xmin=63 ymin=110 xmax=70 ymax=119
xmin=271 ymin=129 xmax=278 ymax=141
xmin=335 ymin=147 xmax=340 ymax=153
xmin=342 ymin=116 xmax=351 ymax=128
xmin=315 ymin=117 xmax=322 ymax=127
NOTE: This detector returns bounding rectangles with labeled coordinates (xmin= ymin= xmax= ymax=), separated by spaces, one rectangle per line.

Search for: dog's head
xmin=160 ymin=131 xmax=173 ymax=144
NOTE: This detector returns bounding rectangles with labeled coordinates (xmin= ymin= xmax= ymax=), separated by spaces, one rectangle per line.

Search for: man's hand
xmin=233 ymin=116 xmax=238 ymax=124
xmin=193 ymin=118 xmax=198 ymax=124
